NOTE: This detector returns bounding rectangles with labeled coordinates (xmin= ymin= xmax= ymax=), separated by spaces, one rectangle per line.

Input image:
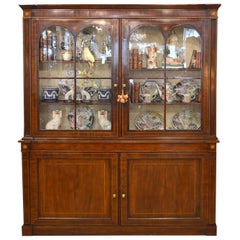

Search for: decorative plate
xmin=135 ymin=111 xmax=164 ymax=130
xmin=172 ymin=110 xmax=201 ymax=130
xmin=173 ymin=79 xmax=201 ymax=102
xmin=76 ymin=107 xmax=94 ymax=130
xmin=140 ymin=80 xmax=162 ymax=103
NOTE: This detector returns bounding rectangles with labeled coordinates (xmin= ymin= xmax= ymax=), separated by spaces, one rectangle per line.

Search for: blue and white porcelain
xmin=97 ymin=88 xmax=111 ymax=101
xmin=42 ymin=88 xmax=59 ymax=102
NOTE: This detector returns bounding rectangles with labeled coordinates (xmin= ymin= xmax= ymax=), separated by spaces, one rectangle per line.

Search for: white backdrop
xmin=0 ymin=0 xmax=238 ymax=239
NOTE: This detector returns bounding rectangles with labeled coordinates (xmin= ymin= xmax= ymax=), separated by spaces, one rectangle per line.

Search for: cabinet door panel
xmin=32 ymin=19 xmax=119 ymax=137
xmin=122 ymin=19 xmax=209 ymax=137
xmin=30 ymin=153 xmax=118 ymax=225
xmin=120 ymin=153 xmax=209 ymax=225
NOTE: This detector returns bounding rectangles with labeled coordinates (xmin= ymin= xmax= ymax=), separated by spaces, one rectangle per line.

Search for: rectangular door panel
xmin=30 ymin=153 xmax=118 ymax=225
xmin=120 ymin=153 xmax=208 ymax=225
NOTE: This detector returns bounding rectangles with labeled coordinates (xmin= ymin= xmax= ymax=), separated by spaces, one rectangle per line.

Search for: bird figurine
xmin=82 ymin=46 xmax=95 ymax=68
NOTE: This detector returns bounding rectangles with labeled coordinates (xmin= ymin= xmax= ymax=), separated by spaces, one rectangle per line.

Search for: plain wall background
xmin=0 ymin=0 xmax=238 ymax=239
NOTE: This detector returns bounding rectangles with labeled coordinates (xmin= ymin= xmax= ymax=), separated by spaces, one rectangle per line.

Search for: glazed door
xmin=122 ymin=19 xmax=210 ymax=136
xmin=30 ymin=152 xmax=118 ymax=225
xmin=32 ymin=19 xmax=119 ymax=137
xmin=120 ymin=153 xmax=210 ymax=225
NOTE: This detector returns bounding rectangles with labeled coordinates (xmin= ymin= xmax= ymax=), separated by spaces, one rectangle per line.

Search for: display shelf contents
xmin=40 ymin=104 xmax=112 ymax=131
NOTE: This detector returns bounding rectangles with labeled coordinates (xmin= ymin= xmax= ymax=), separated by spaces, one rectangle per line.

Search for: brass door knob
xmin=121 ymin=193 xmax=126 ymax=199
xmin=112 ymin=193 xmax=117 ymax=199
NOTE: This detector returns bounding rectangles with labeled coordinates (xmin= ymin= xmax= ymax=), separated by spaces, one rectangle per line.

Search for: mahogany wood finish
xmin=20 ymin=4 xmax=220 ymax=235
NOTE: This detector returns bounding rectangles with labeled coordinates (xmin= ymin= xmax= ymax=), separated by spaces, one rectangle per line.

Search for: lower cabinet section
xmin=22 ymin=150 xmax=216 ymax=235
xmin=121 ymin=153 xmax=202 ymax=225
xmin=30 ymin=153 xmax=118 ymax=225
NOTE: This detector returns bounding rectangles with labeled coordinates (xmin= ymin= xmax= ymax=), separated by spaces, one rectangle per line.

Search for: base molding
xmin=22 ymin=225 xmax=33 ymax=235
xmin=22 ymin=224 xmax=217 ymax=236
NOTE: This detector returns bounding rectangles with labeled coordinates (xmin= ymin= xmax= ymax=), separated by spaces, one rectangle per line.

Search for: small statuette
xmin=67 ymin=112 xmax=75 ymax=130
xmin=82 ymin=46 xmax=95 ymax=67
xmin=146 ymin=45 xmax=158 ymax=69
xmin=64 ymin=88 xmax=74 ymax=102
xmin=80 ymin=89 xmax=91 ymax=102
xmin=98 ymin=110 xmax=111 ymax=130
xmin=45 ymin=110 xmax=62 ymax=130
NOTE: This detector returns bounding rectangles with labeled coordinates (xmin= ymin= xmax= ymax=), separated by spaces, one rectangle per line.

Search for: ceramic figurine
xmin=81 ymin=89 xmax=91 ymax=101
xmin=166 ymin=31 xmax=185 ymax=66
xmin=89 ymin=40 xmax=112 ymax=64
xmin=64 ymin=88 xmax=74 ymax=101
xmin=167 ymin=32 xmax=178 ymax=59
xmin=67 ymin=113 xmax=75 ymax=129
xmin=98 ymin=110 xmax=111 ymax=130
xmin=82 ymin=46 xmax=95 ymax=67
xmin=146 ymin=45 xmax=158 ymax=69
xmin=45 ymin=110 xmax=62 ymax=130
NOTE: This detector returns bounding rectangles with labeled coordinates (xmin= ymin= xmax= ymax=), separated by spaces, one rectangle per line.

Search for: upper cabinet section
xmin=36 ymin=20 xmax=119 ymax=136
xmin=21 ymin=4 xmax=220 ymax=138
xmin=123 ymin=21 xmax=205 ymax=135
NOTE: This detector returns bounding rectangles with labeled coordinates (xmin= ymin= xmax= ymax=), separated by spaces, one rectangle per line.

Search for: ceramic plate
xmin=76 ymin=107 xmax=94 ymax=130
xmin=173 ymin=79 xmax=201 ymax=102
xmin=135 ymin=111 xmax=164 ymax=130
xmin=140 ymin=80 xmax=162 ymax=103
xmin=172 ymin=110 xmax=201 ymax=130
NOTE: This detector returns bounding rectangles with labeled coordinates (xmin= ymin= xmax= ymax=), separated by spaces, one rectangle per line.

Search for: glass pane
xmin=76 ymin=25 xmax=113 ymax=131
xmin=76 ymin=25 xmax=112 ymax=78
xmin=76 ymin=105 xmax=112 ymax=131
xmin=166 ymin=26 xmax=202 ymax=131
xmin=39 ymin=26 xmax=74 ymax=77
xmin=165 ymin=76 xmax=202 ymax=130
xmin=40 ymin=105 xmax=74 ymax=130
xmin=76 ymin=79 xmax=111 ymax=102
xmin=38 ymin=26 xmax=75 ymax=131
xmin=128 ymin=25 xmax=165 ymax=131
xmin=38 ymin=24 xmax=114 ymax=132
xmin=166 ymin=26 xmax=201 ymax=69
xmin=39 ymin=62 xmax=75 ymax=78
xmin=129 ymin=104 xmax=164 ymax=131
xmin=129 ymin=26 xmax=164 ymax=70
